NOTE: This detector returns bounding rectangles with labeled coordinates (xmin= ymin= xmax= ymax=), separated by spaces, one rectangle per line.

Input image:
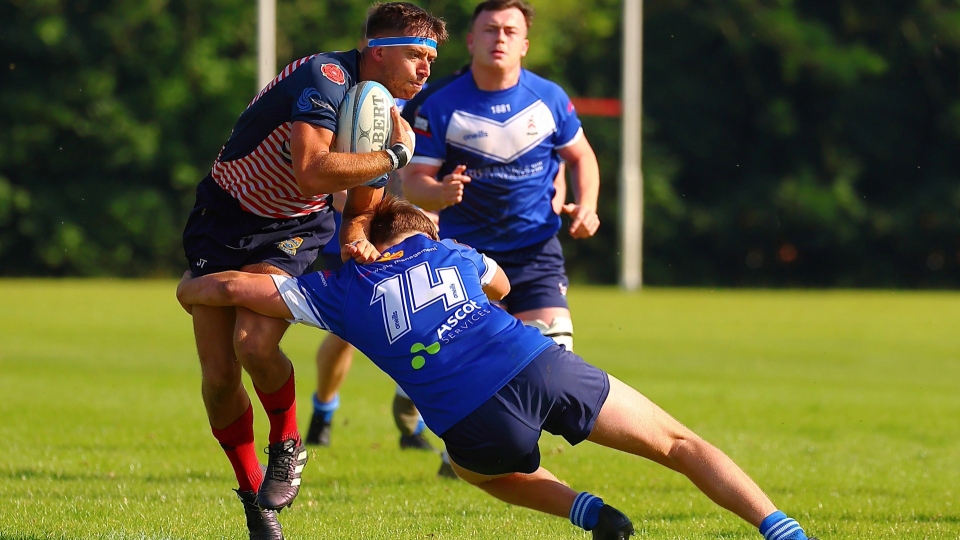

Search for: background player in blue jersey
xmin=176 ymin=195 xmax=818 ymax=540
xmin=180 ymin=3 xmax=446 ymax=538
xmin=402 ymin=0 xmax=600 ymax=353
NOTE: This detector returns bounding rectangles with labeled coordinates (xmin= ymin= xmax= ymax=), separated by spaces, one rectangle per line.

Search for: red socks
xmin=210 ymin=405 xmax=263 ymax=492
xmin=255 ymin=368 xmax=300 ymax=444
xmin=211 ymin=369 xmax=299 ymax=491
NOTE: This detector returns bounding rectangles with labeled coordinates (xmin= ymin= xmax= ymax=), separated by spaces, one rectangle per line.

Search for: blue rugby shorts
xmin=441 ymin=344 xmax=610 ymax=475
xmin=484 ymin=235 xmax=571 ymax=314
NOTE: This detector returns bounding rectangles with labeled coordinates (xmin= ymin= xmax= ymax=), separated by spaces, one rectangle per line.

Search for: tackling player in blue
xmin=176 ymin=195 xmax=818 ymax=540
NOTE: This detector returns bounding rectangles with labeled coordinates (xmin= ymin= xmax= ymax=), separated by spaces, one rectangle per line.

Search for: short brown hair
xmin=369 ymin=195 xmax=439 ymax=246
xmin=365 ymin=2 xmax=449 ymax=44
xmin=471 ymin=0 xmax=535 ymax=28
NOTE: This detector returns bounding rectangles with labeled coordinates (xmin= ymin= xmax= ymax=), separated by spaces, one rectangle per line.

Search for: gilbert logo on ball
xmin=335 ymin=81 xmax=393 ymax=154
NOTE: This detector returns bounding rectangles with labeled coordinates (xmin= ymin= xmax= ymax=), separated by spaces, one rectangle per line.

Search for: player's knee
xmin=525 ymin=317 xmax=574 ymax=351
xmin=233 ymin=327 xmax=276 ymax=364
xmin=233 ymin=333 xmax=260 ymax=363
xmin=200 ymin=365 xmax=242 ymax=399
xmin=233 ymin=308 xmax=288 ymax=362
xmin=663 ymin=433 xmax=708 ymax=470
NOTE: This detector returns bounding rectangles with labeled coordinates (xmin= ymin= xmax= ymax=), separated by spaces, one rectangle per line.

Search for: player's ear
xmin=520 ymin=38 xmax=529 ymax=58
xmin=466 ymin=32 xmax=474 ymax=55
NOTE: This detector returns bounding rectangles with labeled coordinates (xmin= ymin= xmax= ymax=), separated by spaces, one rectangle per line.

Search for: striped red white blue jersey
xmin=210 ymin=50 xmax=360 ymax=219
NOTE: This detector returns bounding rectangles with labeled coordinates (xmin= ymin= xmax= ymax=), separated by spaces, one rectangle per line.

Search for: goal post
xmin=619 ymin=0 xmax=643 ymax=291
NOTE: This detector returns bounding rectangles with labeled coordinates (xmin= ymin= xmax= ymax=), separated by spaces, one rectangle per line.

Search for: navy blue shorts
xmin=314 ymin=210 xmax=344 ymax=271
xmin=182 ymin=175 xmax=335 ymax=277
xmin=484 ymin=236 xmax=570 ymax=314
xmin=441 ymin=345 xmax=610 ymax=475
xmin=315 ymin=252 xmax=344 ymax=272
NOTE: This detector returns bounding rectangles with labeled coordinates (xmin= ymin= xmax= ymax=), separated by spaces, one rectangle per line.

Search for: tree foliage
xmin=1 ymin=0 xmax=958 ymax=286
xmin=637 ymin=0 xmax=960 ymax=287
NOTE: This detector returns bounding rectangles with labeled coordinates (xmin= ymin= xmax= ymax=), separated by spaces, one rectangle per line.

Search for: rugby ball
xmin=335 ymin=81 xmax=393 ymax=153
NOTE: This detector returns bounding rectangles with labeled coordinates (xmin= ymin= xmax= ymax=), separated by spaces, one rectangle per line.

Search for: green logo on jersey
xmin=410 ymin=342 xmax=441 ymax=370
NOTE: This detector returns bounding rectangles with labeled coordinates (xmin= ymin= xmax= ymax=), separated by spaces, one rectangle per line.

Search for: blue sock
xmin=759 ymin=510 xmax=807 ymax=540
xmin=569 ymin=492 xmax=604 ymax=531
xmin=413 ymin=417 xmax=426 ymax=436
xmin=313 ymin=393 xmax=339 ymax=423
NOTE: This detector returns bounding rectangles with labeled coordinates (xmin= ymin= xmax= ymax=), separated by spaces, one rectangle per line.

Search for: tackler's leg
xmin=587 ymin=375 xmax=815 ymax=540
xmin=448 ymin=461 xmax=634 ymax=540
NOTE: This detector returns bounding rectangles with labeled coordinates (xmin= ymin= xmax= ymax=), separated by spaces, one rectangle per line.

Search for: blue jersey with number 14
xmin=282 ymin=235 xmax=551 ymax=435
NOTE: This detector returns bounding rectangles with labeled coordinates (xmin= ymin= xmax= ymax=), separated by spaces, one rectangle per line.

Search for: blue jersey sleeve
xmin=285 ymin=269 xmax=351 ymax=337
xmin=410 ymin=96 xmax=448 ymax=165
xmin=439 ymin=239 xmax=499 ymax=286
xmin=549 ymin=84 xmax=582 ymax=148
xmin=289 ymin=60 xmax=350 ymax=133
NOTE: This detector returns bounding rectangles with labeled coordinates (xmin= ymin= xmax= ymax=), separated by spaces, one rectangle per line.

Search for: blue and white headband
xmin=367 ymin=36 xmax=437 ymax=50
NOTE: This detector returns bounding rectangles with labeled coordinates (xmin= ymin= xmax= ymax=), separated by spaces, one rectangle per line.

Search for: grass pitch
xmin=0 ymin=281 xmax=957 ymax=539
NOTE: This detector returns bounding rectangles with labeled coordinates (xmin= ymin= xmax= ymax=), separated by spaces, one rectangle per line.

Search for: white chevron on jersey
xmin=446 ymin=100 xmax=557 ymax=163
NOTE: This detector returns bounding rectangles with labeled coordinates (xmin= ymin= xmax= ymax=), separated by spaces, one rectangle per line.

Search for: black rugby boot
xmin=436 ymin=452 xmax=459 ymax=480
xmin=591 ymin=504 xmax=634 ymax=540
xmin=256 ymin=438 xmax=308 ymax=510
xmin=235 ymin=489 xmax=284 ymax=540
xmin=304 ymin=412 xmax=332 ymax=446
xmin=399 ymin=432 xmax=435 ymax=451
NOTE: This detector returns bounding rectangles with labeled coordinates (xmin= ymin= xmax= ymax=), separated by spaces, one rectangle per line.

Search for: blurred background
xmin=1 ymin=0 xmax=958 ymax=287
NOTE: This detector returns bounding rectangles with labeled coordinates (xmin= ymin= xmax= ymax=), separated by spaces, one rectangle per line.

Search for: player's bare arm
xmin=340 ymin=185 xmax=384 ymax=263
xmin=551 ymin=162 xmax=567 ymax=215
xmin=401 ymin=162 xmax=471 ymax=211
xmin=291 ymin=107 xmax=413 ymax=196
xmin=557 ymin=135 xmax=601 ymax=239
xmin=177 ymin=271 xmax=293 ymax=320
xmin=483 ymin=267 xmax=511 ymax=301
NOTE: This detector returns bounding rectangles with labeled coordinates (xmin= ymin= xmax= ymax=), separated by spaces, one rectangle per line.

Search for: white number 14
xmin=371 ymin=261 xmax=467 ymax=343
